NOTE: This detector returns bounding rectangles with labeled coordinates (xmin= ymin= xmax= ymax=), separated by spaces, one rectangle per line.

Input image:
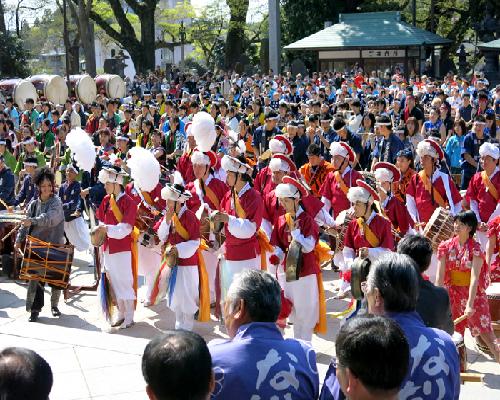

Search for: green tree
xmin=225 ymin=0 xmax=249 ymax=70
xmin=0 ymin=32 xmax=30 ymax=76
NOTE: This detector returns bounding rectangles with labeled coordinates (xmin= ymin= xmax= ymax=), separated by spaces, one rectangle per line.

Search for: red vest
xmin=320 ymin=168 xmax=363 ymax=217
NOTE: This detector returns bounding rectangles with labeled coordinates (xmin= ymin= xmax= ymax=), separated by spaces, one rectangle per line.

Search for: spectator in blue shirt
xmin=445 ymin=119 xmax=467 ymax=175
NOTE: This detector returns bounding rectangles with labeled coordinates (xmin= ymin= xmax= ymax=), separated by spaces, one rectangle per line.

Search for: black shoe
xmin=29 ymin=311 xmax=39 ymax=322
xmin=51 ymin=307 xmax=62 ymax=317
xmin=111 ymin=318 xmax=125 ymax=327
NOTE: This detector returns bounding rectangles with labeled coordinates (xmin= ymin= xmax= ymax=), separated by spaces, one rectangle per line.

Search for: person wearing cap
xmin=461 ymin=114 xmax=491 ymax=190
xmin=343 ymin=180 xmax=394 ymax=277
xmin=15 ymin=168 xmax=65 ymax=322
xmin=156 ymin=183 xmax=209 ymax=330
xmin=10 ymin=157 xmax=38 ymax=208
xmin=253 ymin=135 xmax=293 ymax=198
xmin=58 ymin=163 xmax=90 ymax=252
xmin=299 ymin=143 xmax=335 ymax=198
xmin=371 ymin=115 xmax=404 ymax=167
xmin=115 ymin=132 xmax=131 ymax=162
xmin=269 ymin=176 xmax=327 ymax=341
xmin=466 ymin=142 xmax=500 ymax=250
xmin=373 ymin=162 xmax=414 ymax=237
xmin=185 ymin=148 xmax=228 ymax=301
xmin=393 ymin=148 xmax=416 ymax=203
xmin=320 ymin=142 xmax=363 ymax=221
xmin=212 ymin=154 xmax=265 ymax=299
xmin=95 ymin=165 xmax=138 ymax=329
xmin=14 ymin=137 xmax=46 ymax=176
xmin=252 ymin=110 xmax=281 ymax=159
xmin=0 ymin=154 xmax=15 ymax=210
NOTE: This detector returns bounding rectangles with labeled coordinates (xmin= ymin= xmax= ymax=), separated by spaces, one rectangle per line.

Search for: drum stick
xmin=454 ymin=314 xmax=468 ymax=325
xmin=0 ymin=197 xmax=9 ymax=210
xmin=1 ymin=222 xmax=21 ymax=242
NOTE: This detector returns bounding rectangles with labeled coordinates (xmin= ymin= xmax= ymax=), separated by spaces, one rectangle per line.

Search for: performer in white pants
xmin=95 ymin=165 xmax=138 ymax=329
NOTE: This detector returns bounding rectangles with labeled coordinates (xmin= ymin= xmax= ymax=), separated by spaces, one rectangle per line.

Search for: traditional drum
xmin=286 ymin=239 xmax=303 ymax=282
xmin=330 ymin=209 xmax=353 ymax=254
xmin=163 ymin=244 xmax=178 ymax=268
xmin=29 ymin=75 xmax=68 ymax=105
xmin=90 ymin=226 xmax=106 ymax=247
xmin=451 ymin=331 xmax=467 ymax=373
xmin=0 ymin=79 xmax=37 ymax=110
xmin=486 ymin=283 xmax=500 ymax=323
xmin=95 ymin=74 xmax=126 ymax=99
xmin=69 ymin=74 xmax=97 ymax=104
xmin=423 ymin=207 xmax=455 ymax=252
xmin=19 ymin=236 xmax=74 ymax=288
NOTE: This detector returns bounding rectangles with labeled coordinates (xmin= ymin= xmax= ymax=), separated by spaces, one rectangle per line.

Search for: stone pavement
xmin=0 ymin=250 xmax=499 ymax=399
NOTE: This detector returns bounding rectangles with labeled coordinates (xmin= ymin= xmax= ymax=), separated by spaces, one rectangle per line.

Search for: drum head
xmin=13 ymin=80 xmax=37 ymax=110
xmin=44 ymin=75 xmax=68 ymax=105
xmin=486 ymin=282 xmax=500 ymax=297
xmin=75 ymin=75 xmax=97 ymax=104
xmin=107 ymin=75 xmax=126 ymax=99
xmin=451 ymin=331 xmax=464 ymax=346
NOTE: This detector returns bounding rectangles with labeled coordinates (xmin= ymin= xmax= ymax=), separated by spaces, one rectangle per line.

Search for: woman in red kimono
xmin=437 ymin=210 xmax=499 ymax=361
xmin=373 ymin=161 xmax=414 ymax=238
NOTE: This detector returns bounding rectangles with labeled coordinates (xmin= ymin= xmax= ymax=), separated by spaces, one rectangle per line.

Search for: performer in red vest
xmin=270 ymin=176 xmax=327 ymax=341
xmin=212 ymin=154 xmax=265 ymax=299
xmin=373 ymin=161 xmax=414 ymax=237
xmin=466 ymin=142 xmax=500 ymax=250
xmin=156 ymin=183 xmax=209 ymax=330
xmin=95 ymin=165 xmax=138 ymax=329
xmin=342 ymin=180 xmax=394 ymax=293
xmin=254 ymin=135 xmax=293 ymax=198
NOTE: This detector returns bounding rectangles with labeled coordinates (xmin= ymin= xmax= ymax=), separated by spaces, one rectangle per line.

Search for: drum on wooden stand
xmin=19 ymin=235 xmax=74 ymax=289
xmin=423 ymin=207 xmax=455 ymax=252
xmin=29 ymin=75 xmax=68 ymax=105
xmin=486 ymin=283 xmax=500 ymax=333
xmin=95 ymin=74 xmax=126 ymax=99
xmin=0 ymin=79 xmax=37 ymax=110
xmin=68 ymin=74 xmax=97 ymax=104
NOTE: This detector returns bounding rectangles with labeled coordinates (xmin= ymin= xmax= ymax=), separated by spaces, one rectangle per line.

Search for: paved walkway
xmin=0 ymin=250 xmax=499 ymax=399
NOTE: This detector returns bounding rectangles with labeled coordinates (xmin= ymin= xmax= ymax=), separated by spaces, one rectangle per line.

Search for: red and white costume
xmin=254 ymin=135 xmax=293 ymax=198
xmin=220 ymin=155 xmax=263 ymax=295
xmin=486 ymin=216 xmax=500 ymax=283
xmin=406 ymin=139 xmax=462 ymax=279
xmin=96 ymin=168 xmax=137 ymax=328
xmin=157 ymin=185 xmax=201 ymax=331
xmin=343 ymin=181 xmax=394 ymax=290
xmin=186 ymin=148 xmax=229 ymax=301
xmin=321 ymin=142 xmax=362 ymax=270
xmin=374 ymin=162 xmax=414 ymax=237
xmin=270 ymin=178 xmax=322 ymax=341
xmin=125 ymin=181 xmax=165 ymax=303
xmin=438 ymin=237 xmax=494 ymax=337
xmin=466 ymin=143 xmax=500 ymax=250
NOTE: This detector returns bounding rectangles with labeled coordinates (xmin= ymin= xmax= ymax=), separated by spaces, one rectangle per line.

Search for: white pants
xmin=284 ymin=274 xmax=319 ymax=342
xmin=138 ymin=244 xmax=162 ymax=301
xmin=64 ymin=217 xmax=90 ymax=252
xmin=221 ymin=256 xmax=260 ymax=299
xmin=103 ymin=250 xmax=135 ymax=301
xmin=168 ymin=265 xmax=199 ymax=330
xmin=202 ymin=249 xmax=218 ymax=302
xmin=116 ymin=299 xmax=135 ymax=325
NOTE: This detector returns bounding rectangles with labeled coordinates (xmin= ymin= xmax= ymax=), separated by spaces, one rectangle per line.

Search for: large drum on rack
xmin=95 ymin=74 xmax=126 ymax=99
xmin=29 ymin=75 xmax=68 ymax=105
xmin=68 ymin=74 xmax=97 ymax=104
xmin=0 ymin=79 xmax=37 ymax=110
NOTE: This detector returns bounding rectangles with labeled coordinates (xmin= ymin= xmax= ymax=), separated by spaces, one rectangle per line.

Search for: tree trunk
xmin=78 ymin=0 xmax=96 ymax=76
xmin=224 ymin=0 xmax=249 ymax=70
xmin=137 ymin=3 xmax=156 ymax=73
xmin=0 ymin=0 xmax=6 ymax=34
